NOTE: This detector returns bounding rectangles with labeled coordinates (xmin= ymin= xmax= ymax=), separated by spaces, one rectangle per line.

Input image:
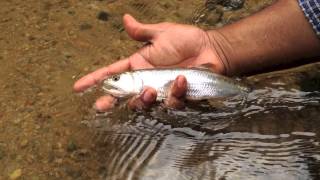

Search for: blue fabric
xmin=298 ymin=0 xmax=320 ymax=36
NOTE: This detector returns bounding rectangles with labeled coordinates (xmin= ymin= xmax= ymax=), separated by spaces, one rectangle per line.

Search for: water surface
xmin=92 ymin=68 xmax=320 ymax=179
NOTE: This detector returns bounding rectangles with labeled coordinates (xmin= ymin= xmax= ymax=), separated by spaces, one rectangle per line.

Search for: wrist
xmin=205 ymin=0 xmax=320 ymax=76
xmin=205 ymin=30 xmax=235 ymax=75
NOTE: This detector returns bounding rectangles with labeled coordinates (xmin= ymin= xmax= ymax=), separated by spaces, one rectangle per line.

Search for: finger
xmin=73 ymin=59 xmax=130 ymax=92
xmin=170 ymin=75 xmax=187 ymax=98
xmin=164 ymin=75 xmax=187 ymax=109
xmin=127 ymin=87 xmax=157 ymax=110
xmin=123 ymin=14 xmax=161 ymax=42
xmin=95 ymin=96 xmax=118 ymax=112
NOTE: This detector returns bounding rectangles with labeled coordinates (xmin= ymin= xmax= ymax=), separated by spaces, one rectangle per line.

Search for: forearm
xmin=208 ymin=0 xmax=320 ymax=75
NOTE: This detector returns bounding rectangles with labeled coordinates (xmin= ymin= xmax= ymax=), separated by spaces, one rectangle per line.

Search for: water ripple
xmin=90 ymin=85 xmax=320 ymax=180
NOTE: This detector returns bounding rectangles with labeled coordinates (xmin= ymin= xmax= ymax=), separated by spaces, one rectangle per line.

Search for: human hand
xmin=73 ymin=14 xmax=226 ymax=111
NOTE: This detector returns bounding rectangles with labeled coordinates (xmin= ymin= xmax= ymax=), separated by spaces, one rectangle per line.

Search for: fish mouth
xmin=102 ymin=83 xmax=129 ymax=98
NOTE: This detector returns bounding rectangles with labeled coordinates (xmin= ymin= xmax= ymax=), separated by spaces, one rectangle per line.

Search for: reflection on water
xmin=91 ymin=84 xmax=320 ymax=180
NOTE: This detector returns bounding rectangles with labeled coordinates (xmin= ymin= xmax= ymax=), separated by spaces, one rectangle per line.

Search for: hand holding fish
xmin=74 ymin=1 xmax=320 ymax=111
xmin=73 ymin=14 xmax=226 ymax=111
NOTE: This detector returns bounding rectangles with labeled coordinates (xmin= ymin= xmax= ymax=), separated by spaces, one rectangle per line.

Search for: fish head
xmin=102 ymin=72 xmax=142 ymax=98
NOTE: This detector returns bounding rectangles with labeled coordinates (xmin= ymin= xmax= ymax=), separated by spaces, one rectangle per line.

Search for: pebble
xmin=159 ymin=2 xmax=171 ymax=9
xmin=57 ymin=142 xmax=63 ymax=149
xmin=31 ymin=176 xmax=40 ymax=180
xmin=97 ymin=11 xmax=110 ymax=21
xmin=71 ymin=149 xmax=90 ymax=160
xmin=62 ymin=51 xmax=73 ymax=59
xmin=229 ymin=0 xmax=245 ymax=10
xmin=67 ymin=140 xmax=78 ymax=152
xmin=20 ymin=139 xmax=29 ymax=148
xmin=64 ymin=166 xmax=82 ymax=178
xmin=9 ymin=169 xmax=22 ymax=180
xmin=205 ymin=10 xmax=223 ymax=26
xmin=0 ymin=147 xmax=5 ymax=160
xmin=79 ymin=23 xmax=92 ymax=31
xmin=13 ymin=118 xmax=22 ymax=125
xmin=25 ymin=33 xmax=36 ymax=41
xmin=220 ymin=0 xmax=245 ymax=10
xmin=55 ymin=158 xmax=63 ymax=164
xmin=68 ymin=10 xmax=76 ymax=15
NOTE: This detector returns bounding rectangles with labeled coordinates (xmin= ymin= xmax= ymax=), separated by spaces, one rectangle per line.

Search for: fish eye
xmin=112 ymin=75 xmax=120 ymax=81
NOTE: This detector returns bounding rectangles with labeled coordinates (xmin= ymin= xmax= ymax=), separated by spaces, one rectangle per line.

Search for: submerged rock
xmin=206 ymin=0 xmax=245 ymax=10
xmin=0 ymin=147 xmax=5 ymax=160
xmin=97 ymin=11 xmax=110 ymax=21
xmin=67 ymin=139 xmax=78 ymax=152
xmin=9 ymin=169 xmax=22 ymax=180
xmin=79 ymin=23 xmax=93 ymax=31
xmin=221 ymin=0 xmax=245 ymax=10
xmin=20 ymin=139 xmax=29 ymax=148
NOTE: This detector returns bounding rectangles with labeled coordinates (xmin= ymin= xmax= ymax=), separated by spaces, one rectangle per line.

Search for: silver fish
xmin=102 ymin=68 xmax=250 ymax=100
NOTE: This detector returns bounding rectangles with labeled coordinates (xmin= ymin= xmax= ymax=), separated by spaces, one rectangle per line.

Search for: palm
xmin=128 ymin=23 xmax=221 ymax=71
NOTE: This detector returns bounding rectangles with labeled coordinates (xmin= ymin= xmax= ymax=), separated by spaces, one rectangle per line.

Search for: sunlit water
xmin=89 ymin=85 xmax=320 ymax=180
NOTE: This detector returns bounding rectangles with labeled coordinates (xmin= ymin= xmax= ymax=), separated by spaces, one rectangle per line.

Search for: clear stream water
xmin=1 ymin=0 xmax=319 ymax=179
xmin=91 ymin=74 xmax=320 ymax=179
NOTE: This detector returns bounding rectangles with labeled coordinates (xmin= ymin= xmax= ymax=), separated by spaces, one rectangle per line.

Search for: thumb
xmin=123 ymin=14 xmax=159 ymax=42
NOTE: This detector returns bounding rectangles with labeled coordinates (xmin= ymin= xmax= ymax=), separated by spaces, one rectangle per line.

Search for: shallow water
xmin=91 ymin=70 xmax=320 ymax=179
xmin=1 ymin=0 xmax=320 ymax=179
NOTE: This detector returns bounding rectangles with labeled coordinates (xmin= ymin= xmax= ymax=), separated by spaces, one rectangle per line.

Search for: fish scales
xmin=103 ymin=68 xmax=249 ymax=100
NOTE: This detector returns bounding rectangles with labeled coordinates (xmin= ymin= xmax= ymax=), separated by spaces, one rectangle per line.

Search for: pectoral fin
xmin=156 ymin=80 xmax=174 ymax=100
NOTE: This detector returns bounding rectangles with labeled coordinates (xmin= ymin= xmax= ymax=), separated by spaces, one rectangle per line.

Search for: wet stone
xmin=67 ymin=10 xmax=76 ymax=15
xmin=79 ymin=23 xmax=92 ymax=31
xmin=20 ymin=139 xmax=29 ymax=148
xmin=97 ymin=0 xmax=117 ymax=2
xmin=205 ymin=10 xmax=223 ymax=26
xmin=55 ymin=158 xmax=63 ymax=164
xmin=206 ymin=0 xmax=245 ymax=10
xmin=98 ymin=166 xmax=107 ymax=177
xmin=31 ymin=176 xmax=40 ymax=180
xmin=71 ymin=149 xmax=90 ymax=161
xmin=9 ymin=169 xmax=22 ymax=180
xmin=67 ymin=139 xmax=78 ymax=152
xmin=0 ymin=147 xmax=5 ymax=160
xmin=97 ymin=11 xmax=110 ymax=21
xmin=220 ymin=0 xmax=245 ymax=10
xmin=26 ymin=154 xmax=35 ymax=163
xmin=64 ymin=166 xmax=82 ymax=179
xmin=62 ymin=51 xmax=73 ymax=59
xmin=13 ymin=118 xmax=22 ymax=125
xmin=159 ymin=2 xmax=171 ymax=9
xmin=25 ymin=33 xmax=36 ymax=41
xmin=36 ymin=113 xmax=52 ymax=123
